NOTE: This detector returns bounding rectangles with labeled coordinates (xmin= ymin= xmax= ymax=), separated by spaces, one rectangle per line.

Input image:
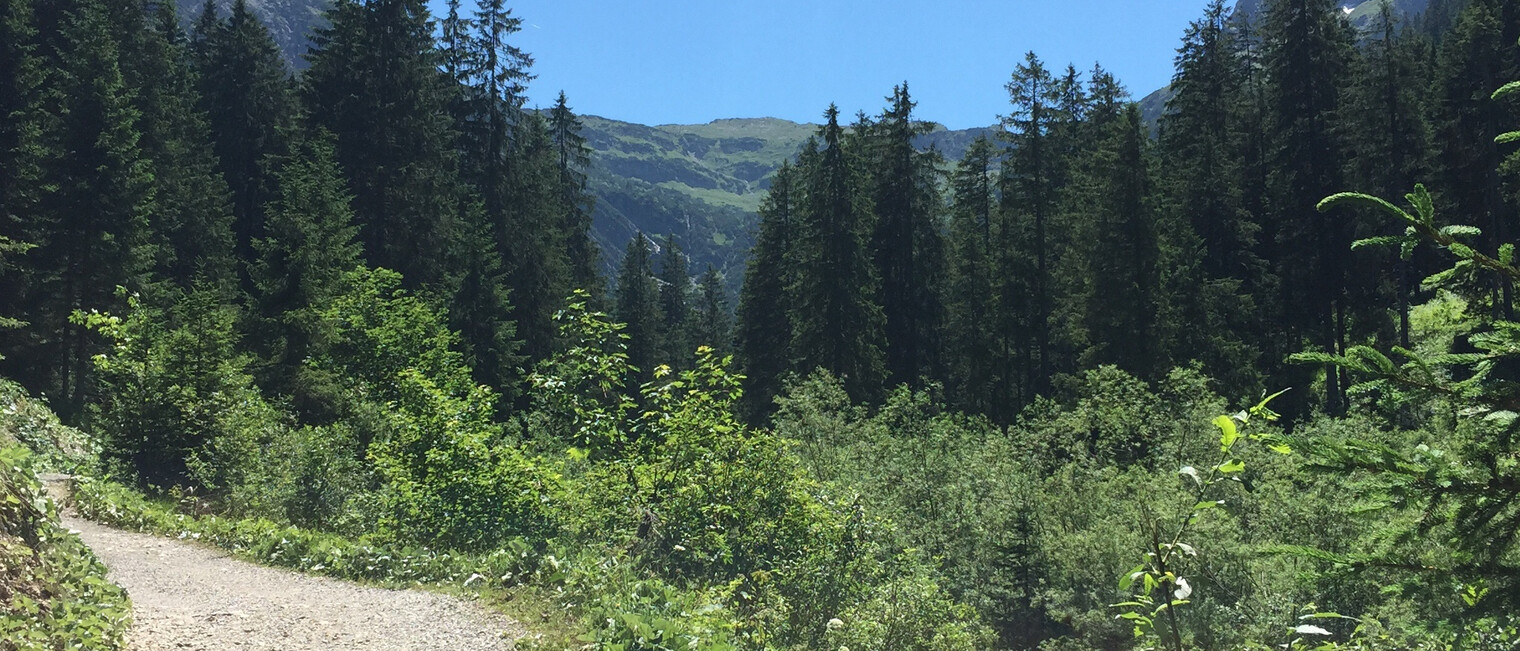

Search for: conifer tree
xmin=1071 ymin=106 xmax=1159 ymax=375
xmin=19 ymin=0 xmax=155 ymax=417
xmin=866 ymin=84 xmax=945 ymax=387
xmin=789 ymin=106 xmax=887 ymax=402
xmin=692 ymin=265 xmax=731 ymax=357
xmin=197 ymin=0 xmax=294 ymax=282
xmin=249 ymin=131 xmax=362 ymax=417
xmin=657 ymin=235 xmax=692 ymax=369
xmin=304 ymin=0 xmax=466 ymax=292
xmin=1001 ymin=52 xmax=1064 ymax=399
xmin=134 ymin=1 xmax=237 ymax=295
xmin=737 ymin=161 xmax=800 ymax=420
xmin=1156 ymin=0 xmax=1267 ymax=395
xmin=1264 ymin=0 xmax=1356 ymax=413
xmin=944 ymin=137 xmax=1001 ymax=416
xmin=615 ymin=233 xmax=661 ymax=385
xmin=0 ymin=0 xmax=46 ymax=335
xmin=1431 ymin=0 xmax=1520 ymax=318
xmin=550 ymin=91 xmax=601 ymax=300
xmin=1345 ymin=2 xmax=1435 ymax=346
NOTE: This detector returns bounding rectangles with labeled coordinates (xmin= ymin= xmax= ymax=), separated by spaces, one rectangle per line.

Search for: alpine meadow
xmin=8 ymin=0 xmax=1520 ymax=649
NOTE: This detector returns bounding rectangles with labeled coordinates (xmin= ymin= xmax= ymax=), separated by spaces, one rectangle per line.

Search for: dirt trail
xmin=44 ymin=478 xmax=526 ymax=650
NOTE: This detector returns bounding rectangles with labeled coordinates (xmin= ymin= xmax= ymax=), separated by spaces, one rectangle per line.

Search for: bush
xmin=0 ymin=445 xmax=131 ymax=650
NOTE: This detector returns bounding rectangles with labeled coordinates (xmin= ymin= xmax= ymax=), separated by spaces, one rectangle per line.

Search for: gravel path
xmin=51 ymin=491 xmax=526 ymax=650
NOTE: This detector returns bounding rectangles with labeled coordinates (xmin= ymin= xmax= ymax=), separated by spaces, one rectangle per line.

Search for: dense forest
xmin=7 ymin=0 xmax=1520 ymax=648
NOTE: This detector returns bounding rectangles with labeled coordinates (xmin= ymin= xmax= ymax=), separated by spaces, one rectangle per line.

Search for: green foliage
xmin=0 ymin=445 xmax=131 ymax=650
xmin=78 ymin=288 xmax=266 ymax=487
xmin=0 ymin=379 xmax=98 ymax=473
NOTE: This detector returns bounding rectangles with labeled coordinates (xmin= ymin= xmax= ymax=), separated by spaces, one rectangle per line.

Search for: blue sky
xmin=428 ymin=1 xmax=1220 ymax=130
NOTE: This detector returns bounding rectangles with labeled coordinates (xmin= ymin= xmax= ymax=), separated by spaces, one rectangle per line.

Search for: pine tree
xmin=17 ymin=0 xmax=155 ymax=417
xmin=248 ymin=131 xmax=362 ymax=418
xmin=657 ymin=235 xmax=692 ymax=369
xmin=304 ymin=0 xmax=466 ymax=292
xmin=789 ymin=105 xmax=887 ymax=402
xmin=944 ymin=137 xmax=1001 ymax=416
xmin=549 ymin=91 xmax=601 ymax=300
xmin=737 ymin=161 xmax=799 ymax=420
xmin=692 ymin=265 xmax=731 ymax=356
xmin=1001 ymin=52 xmax=1064 ymax=400
xmin=615 ymin=233 xmax=661 ymax=385
xmin=135 ymin=1 xmax=237 ymax=295
xmin=866 ymin=83 xmax=945 ymax=387
xmin=197 ymin=0 xmax=294 ymax=284
xmin=1264 ymin=0 xmax=1356 ymax=414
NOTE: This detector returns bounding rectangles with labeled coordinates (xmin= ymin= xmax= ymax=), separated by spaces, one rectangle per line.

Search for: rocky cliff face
xmin=176 ymin=0 xmax=329 ymax=67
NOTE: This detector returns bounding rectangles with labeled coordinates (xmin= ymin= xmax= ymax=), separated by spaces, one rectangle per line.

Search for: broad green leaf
xmin=1119 ymin=565 xmax=1145 ymax=590
xmin=1217 ymin=459 xmax=1246 ymax=474
xmin=1214 ymin=415 xmax=1239 ymax=450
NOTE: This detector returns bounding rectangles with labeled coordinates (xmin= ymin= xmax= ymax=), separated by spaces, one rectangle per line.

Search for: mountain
xmin=1233 ymin=0 xmax=1430 ymax=27
xmin=175 ymin=0 xmax=329 ymax=66
xmin=578 ymin=115 xmax=994 ymax=289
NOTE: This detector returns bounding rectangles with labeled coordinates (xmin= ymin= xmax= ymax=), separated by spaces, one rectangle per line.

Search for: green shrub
xmin=0 ymin=445 xmax=131 ymax=650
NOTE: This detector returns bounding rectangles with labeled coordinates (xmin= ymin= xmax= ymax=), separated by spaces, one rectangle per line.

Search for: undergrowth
xmin=0 ymin=444 xmax=130 ymax=650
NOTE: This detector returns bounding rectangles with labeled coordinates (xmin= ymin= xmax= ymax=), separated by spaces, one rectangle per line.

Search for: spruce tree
xmin=615 ymin=233 xmax=661 ymax=385
xmin=1155 ymin=0 xmax=1267 ymax=396
xmin=0 ymin=0 xmax=46 ymax=337
xmin=20 ymin=0 xmax=155 ymax=417
xmin=1431 ymin=0 xmax=1520 ymax=318
xmin=304 ymin=0 xmax=466 ymax=292
xmin=737 ymin=161 xmax=800 ymax=421
xmin=944 ymin=137 xmax=1001 ymax=417
xmin=550 ymin=91 xmax=601 ymax=301
xmin=1264 ymin=0 xmax=1356 ymax=413
xmin=198 ymin=0 xmax=294 ymax=283
xmin=692 ymin=265 xmax=731 ymax=357
xmin=657 ymin=235 xmax=692 ymax=369
xmin=1345 ymin=2 xmax=1435 ymax=347
xmin=1071 ymin=106 xmax=1159 ymax=375
xmin=1001 ymin=52 xmax=1063 ymax=400
xmin=866 ymin=83 xmax=945 ymax=387
xmin=249 ymin=131 xmax=362 ymax=418
xmin=788 ymin=105 xmax=887 ymax=402
xmin=135 ymin=1 xmax=237 ymax=295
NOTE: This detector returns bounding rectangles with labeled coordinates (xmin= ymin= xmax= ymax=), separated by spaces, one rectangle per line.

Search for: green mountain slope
xmin=579 ymin=115 xmax=993 ymax=289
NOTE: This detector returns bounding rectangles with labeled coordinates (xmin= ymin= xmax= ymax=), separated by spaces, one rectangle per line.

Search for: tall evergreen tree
xmin=135 ymin=1 xmax=237 ymax=295
xmin=615 ymin=233 xmax=661 ymax=385
xmin=1345 ymin=2 xmax=1435 ymax=347
xmin=1001 ymin=52 xmax=1064 ymax=400
xmin=1156 ymin=0 xmax=1267 ymax=395
xmin=1071 ymin=106 xmax=1159 ymax=375
xmin=1431 ymin=0 xmax=1520 ymax=318
xmin=866 ymin=83 xmax=945 ymax=387
xmin=549 ymin=91 xmax=600 ymax=301
xmin=248 ymin=131 xmax=362 ymax=419
xmin=0 ymin=0 xmax=47 ymax=336
xmin=737 ymin=161 xmax=800 ymax=421
xmin=197 ymin=0 xmax=294 ymax=283
xmin=1264 ymin=0 xmax=1356 ymax=413
xmin=789 ymin=106 xmax=887 ymax=402
xmin=16 ymin=0 xmax=155 ymax=417
xmin=657 ymin=235 xmax=692 ymax=369
xmin=692 ymin=265 xmax=731 ymax=357
xmin=304 ymin=0 xmax=465 ymax=292
xmin=944 ymin=137 xmax=1001 ymax=417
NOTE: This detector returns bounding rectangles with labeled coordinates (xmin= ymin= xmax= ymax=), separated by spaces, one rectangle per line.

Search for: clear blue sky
xmin=428 ymin=1 xmax=1220 ymax=130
